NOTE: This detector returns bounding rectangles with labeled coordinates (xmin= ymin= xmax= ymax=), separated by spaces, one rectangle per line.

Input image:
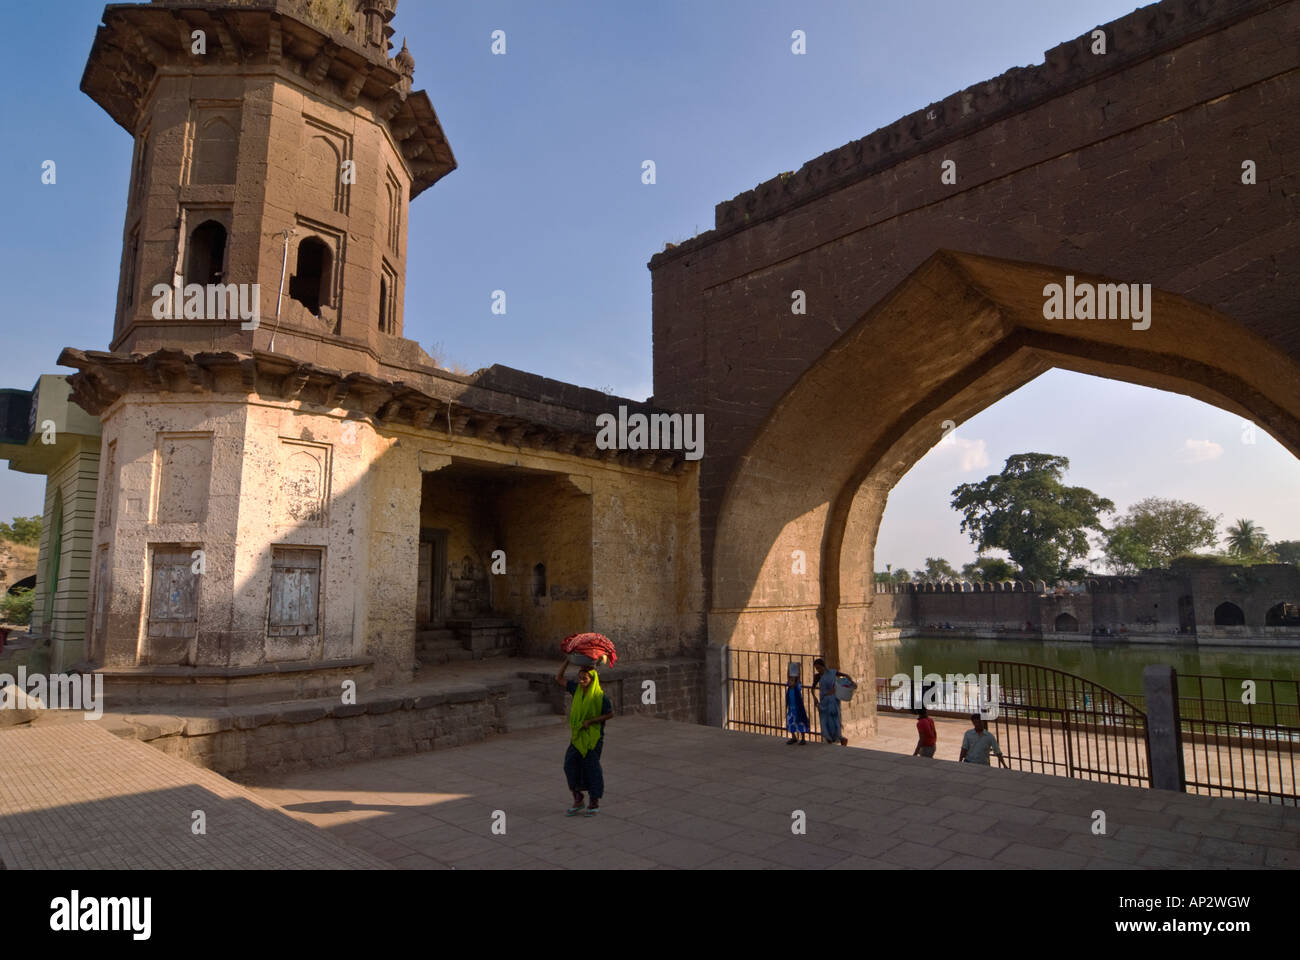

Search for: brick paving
xmin=4 ymin=717 xmax=1298 ymax=869
xmin=251 ymin=716 xmax=1300 ymax=869
xmin=0 ymin=724 xmax=387 ymax=869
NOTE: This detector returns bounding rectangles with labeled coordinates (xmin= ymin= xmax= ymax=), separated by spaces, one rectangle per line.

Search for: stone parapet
xmin=652 ymin=0 xmax=1277 ymax=264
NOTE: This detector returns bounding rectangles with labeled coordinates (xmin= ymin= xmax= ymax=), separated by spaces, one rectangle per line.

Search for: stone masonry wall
xmin=119 ymin=656 xmax=704 ymax=780
xmin=650 ymin=0 xmax=1300 ymax=600
xmin=536 ymin=657 xmax=705 ymax=724
xmin=137 ymin=686 xmax=510 ymax=781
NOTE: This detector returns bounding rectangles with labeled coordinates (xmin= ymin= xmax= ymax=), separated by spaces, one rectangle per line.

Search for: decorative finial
xmin=394 ymin=37 xmax=415 ymax=75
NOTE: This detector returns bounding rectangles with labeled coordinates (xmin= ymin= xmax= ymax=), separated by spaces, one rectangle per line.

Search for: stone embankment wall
xmin=872 ymin=565 xmax=1300 ymax=643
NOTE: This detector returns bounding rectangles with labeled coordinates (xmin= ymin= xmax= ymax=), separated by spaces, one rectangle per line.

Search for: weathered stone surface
xmin=182 ymin=714 xmax=234 ymax=736
xmin=650 ymin=0 xmax=1300 ymax=714
xmin=31 ymin=0 xmax=1298 ymax=736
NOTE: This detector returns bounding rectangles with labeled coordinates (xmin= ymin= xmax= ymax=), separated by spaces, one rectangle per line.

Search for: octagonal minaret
xmin=82 ymin=0 xmax=455 ymax=372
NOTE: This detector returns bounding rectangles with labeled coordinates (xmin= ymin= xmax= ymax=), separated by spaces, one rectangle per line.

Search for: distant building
xmin=0 ymin=377 xmax=103 ymax=670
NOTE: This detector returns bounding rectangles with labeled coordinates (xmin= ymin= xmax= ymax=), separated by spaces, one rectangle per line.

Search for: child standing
xmin=913 ymin=706 xmax=937 ymax=758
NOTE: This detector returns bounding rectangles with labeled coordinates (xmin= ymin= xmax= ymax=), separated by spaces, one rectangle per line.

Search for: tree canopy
xmin=961 ymin=556 xmax=1018 ymax=582
xmin=1272 ymin=540 xmax=1300 ymax=565
xmin=874 ymin=567 xmax=911 ymax=584
xmin=1099 ymin=497 xmax=1220 ymax=573
xmin=918 ymin=557 xmax=957 ymax=581
xmin=949 ymin=453 xmax=1114 ymax=583
xmin=0 ymin=515 xmax=41 ymax=547
xmin=1226 ymin=518 xmax=1270 ymax=559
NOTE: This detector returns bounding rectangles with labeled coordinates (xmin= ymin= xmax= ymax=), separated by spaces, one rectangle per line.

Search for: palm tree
xmin=1226 ymin=518 xmax=1267 ymax=557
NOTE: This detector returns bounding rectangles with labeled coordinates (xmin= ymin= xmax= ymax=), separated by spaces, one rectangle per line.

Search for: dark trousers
xmin=563 ymin=739 xmax=604 ymax=800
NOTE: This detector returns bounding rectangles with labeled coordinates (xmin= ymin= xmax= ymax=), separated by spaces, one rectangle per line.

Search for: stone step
xmin=507 ymin=713 xmax=568 ymax=731
xmin=416 ymin=629 xmax=457 ymax=644
xmin=506 ymin=701 xmax=557 ymax=719
xmin=416 ymin=637 xmax=465 ymax=653
xmin=415 ymin=648 xmax=474 ymax=665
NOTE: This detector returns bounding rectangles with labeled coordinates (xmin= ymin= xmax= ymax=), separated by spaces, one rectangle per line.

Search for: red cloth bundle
xmin=561 ymin=632 xmax=618 ymax=666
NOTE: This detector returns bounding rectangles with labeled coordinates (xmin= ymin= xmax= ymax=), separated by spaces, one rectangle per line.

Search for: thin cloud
xmin=1181 ymin=439 xmax=1224 ymax=462
xmin=938 ymin=432 xmax=990 ymax=471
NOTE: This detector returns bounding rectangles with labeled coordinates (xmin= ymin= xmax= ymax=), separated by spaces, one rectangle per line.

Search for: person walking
xmin=913 ymin=707 xmax=937 ymax=758
xmin=958 ymin=713 xmax=1008 ymax=767
xmin=785 ymin=666 xmax=811 ymax=745
xmin=554 ymin=659 xmax=614 ymax=815
xmin=811 ymin=657 xmax=849 ymax=746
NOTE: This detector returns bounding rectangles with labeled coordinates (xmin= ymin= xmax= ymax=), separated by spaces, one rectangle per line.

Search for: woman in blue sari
xmin=785 ymin=667 xmax=810 ymax=745
xmin=812 ymin=657 xmax=849 ymax=746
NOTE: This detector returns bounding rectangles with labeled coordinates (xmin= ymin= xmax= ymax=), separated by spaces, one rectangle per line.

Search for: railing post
xmin=1143 ymin=664 xmax=1186 ymax=792
xmin=706 ymin=643 xmax=728 ymax=728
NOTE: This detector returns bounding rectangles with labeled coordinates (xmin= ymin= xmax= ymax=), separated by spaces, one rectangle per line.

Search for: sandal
xmin=565 ymin=805 xmax=585 ymax=816
xmin=584 ymin=806 xmax=600 ymax=817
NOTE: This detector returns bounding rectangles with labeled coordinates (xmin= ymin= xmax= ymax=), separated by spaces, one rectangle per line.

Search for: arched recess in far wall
xmin=709 ymin=250 xmax=1300 ymax=672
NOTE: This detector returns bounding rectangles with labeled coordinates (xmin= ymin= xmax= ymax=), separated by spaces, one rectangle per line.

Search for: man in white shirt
xmin=959 ymin=714 xmax=1009 ymax=767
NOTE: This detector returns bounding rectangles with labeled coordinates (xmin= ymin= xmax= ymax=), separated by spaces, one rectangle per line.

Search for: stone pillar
xmin=705 ymin=643 xmax=728 ymax=727
xmin=1142 ymin=664 xmax=1185 ymax=792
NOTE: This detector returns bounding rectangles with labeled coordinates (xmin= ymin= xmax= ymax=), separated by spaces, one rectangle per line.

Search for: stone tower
xmin=61 ymin=0 xmax=693 ymax=711
xmin=81 ymin=0 xmax=455 ymax=373
xmin=66 ymin=0 xmax=460 ymax=692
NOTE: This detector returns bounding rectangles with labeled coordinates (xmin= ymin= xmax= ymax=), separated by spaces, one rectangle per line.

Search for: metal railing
xmin=1174 ymin=674 xmax=1300 ymax=805
xmin=735 ymin=652 xmax=1300 ymax=805
xmin=978 ymin=660 xmax=1150 ymax=788
xmin=726 ymin=648 xmax=823 ymax=740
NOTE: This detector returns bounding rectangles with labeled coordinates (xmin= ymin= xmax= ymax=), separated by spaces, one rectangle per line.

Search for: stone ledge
xmin=90 ymin=656 xmax=375 ymax=679
xmin=181 ymin=715 xmax=235 ymax=736
xmin=281 ymin=705 xmax=330 ymax=725
xmin=73 ymin=659 xmax=705 ymax=777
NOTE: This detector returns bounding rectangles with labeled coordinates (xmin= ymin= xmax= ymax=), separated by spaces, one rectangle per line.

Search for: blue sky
xmin=1 ymin=0 xmax=1296 ymax=569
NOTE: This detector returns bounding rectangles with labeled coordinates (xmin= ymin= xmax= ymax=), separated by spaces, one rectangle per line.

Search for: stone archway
xmin=709 ymin=251 xmax=1300 ymax=738
xmin=1214 ymin=601 xmax=1247 ymax=627
xmin=1265 ymin=601 xmax=1300 ymax=627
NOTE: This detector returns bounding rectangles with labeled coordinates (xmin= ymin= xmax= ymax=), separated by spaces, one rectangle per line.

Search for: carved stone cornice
xmin=58 ymin=347 xmax=685 ymax=473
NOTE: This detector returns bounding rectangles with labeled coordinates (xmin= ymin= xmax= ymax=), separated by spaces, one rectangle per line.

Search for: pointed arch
xmin=710 ymin=251 xmax=1300 ymax=727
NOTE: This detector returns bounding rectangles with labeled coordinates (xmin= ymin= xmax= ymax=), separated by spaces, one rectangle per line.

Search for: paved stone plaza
xmin=0 ymin=724 xmax=387 ymax=869
xmin=254 ymin=717 xmax=1300 ymax=870
xmin=4 ymin=716 xmax=1298 ymax=869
